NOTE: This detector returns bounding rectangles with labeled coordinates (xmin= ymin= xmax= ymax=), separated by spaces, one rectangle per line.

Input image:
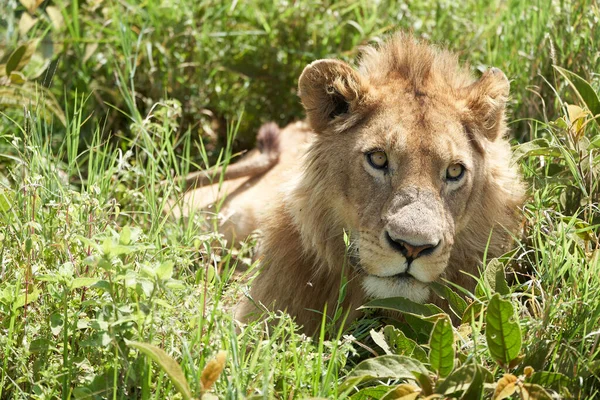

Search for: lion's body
xmin=178 ymin=34 xmax=525 ymax=334
xmin=172 ymin=122 xmax=312 ymax=243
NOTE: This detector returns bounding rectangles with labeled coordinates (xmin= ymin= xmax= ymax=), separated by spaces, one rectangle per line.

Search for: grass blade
xmin=126 ymin=340 xmax=193 ymax=400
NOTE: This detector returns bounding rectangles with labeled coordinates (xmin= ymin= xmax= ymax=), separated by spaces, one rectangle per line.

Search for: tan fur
xmin=170 ymin=122 xmax=312 ymax=244
xmin=172 ymin=122 xmax=281 ymax=190
xmin=179 ymin=33 xmax=525 ymax=334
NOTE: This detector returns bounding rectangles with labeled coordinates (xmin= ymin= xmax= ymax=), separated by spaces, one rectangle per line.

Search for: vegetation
xmin=1 ymin=0 xmax=599 ymax=398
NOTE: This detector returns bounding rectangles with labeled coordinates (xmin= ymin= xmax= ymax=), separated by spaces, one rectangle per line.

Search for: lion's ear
xmin=463 ymin=67 xmax=510 ymax=141
xmin=298 ymin=59 xmax=369 ymax=133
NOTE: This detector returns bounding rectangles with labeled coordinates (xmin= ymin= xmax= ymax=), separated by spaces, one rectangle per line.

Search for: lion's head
xmin=291 ymin=34 xmax=524 ymax=305
xmin=235 ymin=34 xmax=525 ymax=331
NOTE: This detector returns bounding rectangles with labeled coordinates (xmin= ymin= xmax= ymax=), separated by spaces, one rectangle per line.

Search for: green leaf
xmin=73 ymin=387 xmax=94 ymax=399
xmin=71 ymin=277 xmax=100 ymax=290
xmin=483 ymin=259 xmax=510 ymax=295
xmin=554 ymin=66 xmax=600 ymax=128
xmin=4 ymin=40 xmax=38 ymax=76
xmin=120 ymin=226 xmax=132 ymax=245
xmin=485 ymin=294 xmax=522 ymax=367
xmin=528 ymin=371 xmax=571 ymax=393
xmin=382 ymin=325 xmax=428 ymax=363
xmin=435 ymin=362 xmax=481 ymax=396
xmin=511 ymin=138 xmax=562 ymax=164
xmin=0 ymin=189 xmax=13 ymax=213
xmin=126 ymin=340 xmax=192 ymax=400
xmin=360 ymin=296 xmax=444 ymax=319
xmin=381 ymin=384 xmax=421 ymax=400
xmin=349 ymin=385 xmax=391 ymax=400
xmin=156 ymin=261 xmax=174 ymax=281
xmin=430 ymin=281 xmax=467 ymax=318
xmin=6 ymin=45 xmax=26 ymax=75
xmin=460 ymin=364 xmax=484 ymax=399
xmin=339 ymin=355 xmax=429 ymax=392
xmin=50 ymin=313 xmax=63 ymax=336
xmin=13 ymin=287 xmax=40 ymax=310
xmin=429 ymin=316 xmax=455 ymax=378
xmin=589 ymin=135 xmax=600 ymax=149
xmin=520 ymin=383 xmax=553 ymax=400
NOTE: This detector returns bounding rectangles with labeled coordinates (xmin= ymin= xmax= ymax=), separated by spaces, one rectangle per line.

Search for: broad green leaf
xmin=156 ymin=261 xmax=174 ymax=281
xmin=120 ymin=226 xmax=132 ymax=245
xmin=590 ymin=135 xmax=600 ymax=149
xmin=6 ymin=45 xmax=27 ymax=75
xmin=71 ymin=278 xmax=100 ymax=290
xmin=520 ymin=383 xmax=553 ymax=400
xmin=360 ymin=296 xmax=444 ymax=318
xmin=383 ymin=325 xmax=428 ymax=363
xmin=339 ymin=355 xmax=429 ymax=392
xmin=528 ymin=371 xmax=571 ymax=393
xmin=9 ymin=71 xmax=26 ymax=84
xmin=511 ymin=138 xmax=562 ymax=164
xmin=410 ymin=370 xmax=434 ymax=396
xmin=430 ymin=282 xmax=467 ymax=318
xmin=436 ymin=362 xmax=480 ymax=396
xmin=460 ymin=364 xmax=485 ymax=399
xmin=13 ymin=287 xmax=40 ymax=310
xmin=50 ymin=313 xmax=63 ymax=336
xmin=0 ymin=189 xmax=14 ymax=212
xmin=126 ymin=340 xmax=192 ymax=400
xmin=102 ymin=238 xmax=135 ymax=258
xmin=554 ymin=66 xmax=600 ymax=128
xmin=485 ymin=294 xmax=522 ymax=367
xmin=484 ymin=259 xmax=510 ymax=295
xmin=5 ymin=40 xmax=38 ymax=75
xmin=72 ymin=387 xmax=94 ymax=399
xmin=381 ymin=384 xmax=421 ymax=400
xmin=349 ymin=385 xmax=391 ymax=400
xmin=429 ymin=316 xmax=455 ymax=378
xmin=36 ymin=274 xmax=61 ymax=283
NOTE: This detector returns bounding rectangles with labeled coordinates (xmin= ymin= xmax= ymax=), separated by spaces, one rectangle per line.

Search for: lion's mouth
xmin=350 ymin=251 xmax=427 ymax=283
xmin=390 ymin=272 xmax=412 ymax=280
xmin=369 ymin=271 xmax=420 ymax=283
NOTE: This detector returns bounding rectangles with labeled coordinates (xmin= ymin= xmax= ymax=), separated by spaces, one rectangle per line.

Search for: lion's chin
xmin=361 ymin=275 xmax=431 ymax=303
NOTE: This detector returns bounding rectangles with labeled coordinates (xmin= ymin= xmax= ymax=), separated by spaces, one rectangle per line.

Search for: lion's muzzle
xmin=383 ymin=187 xmax=450 ymax=258
xmin=384 ymin=232 xmax=440 ymax=262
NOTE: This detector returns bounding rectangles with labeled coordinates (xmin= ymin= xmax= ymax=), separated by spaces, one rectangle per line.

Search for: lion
xmin=171 ymin=121 xmax=312 ymax=243
xmin=177 ymin=33 xmax=525 ymax=334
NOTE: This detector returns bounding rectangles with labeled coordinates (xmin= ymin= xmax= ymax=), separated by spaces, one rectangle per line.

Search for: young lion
xmin=180 ymin=33 xmax=525 ymax=333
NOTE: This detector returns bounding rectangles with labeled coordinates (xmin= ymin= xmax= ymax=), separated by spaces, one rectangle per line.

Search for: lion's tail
xmin=182 ymin=122 xmax=281 ymax=190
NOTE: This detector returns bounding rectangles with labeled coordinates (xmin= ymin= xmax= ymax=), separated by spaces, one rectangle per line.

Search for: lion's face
xmin=298 ymin=39 xmax=510 ymax=303
xmin=346 ymin=98 xmax=483 ymax=302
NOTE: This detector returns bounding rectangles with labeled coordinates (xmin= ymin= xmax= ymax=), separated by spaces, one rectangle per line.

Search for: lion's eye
xmin=446 ymin=164 xmax=465 ymax=181
xmin=366 ymin=151 xmax=388 ymax=170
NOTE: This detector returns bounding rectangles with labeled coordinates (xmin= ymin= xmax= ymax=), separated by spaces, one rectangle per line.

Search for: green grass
xmin=1 ymin=0 xmax=600 ymax=398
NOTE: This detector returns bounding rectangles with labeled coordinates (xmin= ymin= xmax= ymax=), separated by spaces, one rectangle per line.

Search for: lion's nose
xmin=385 ymin=232 xmax=439 ymax=260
